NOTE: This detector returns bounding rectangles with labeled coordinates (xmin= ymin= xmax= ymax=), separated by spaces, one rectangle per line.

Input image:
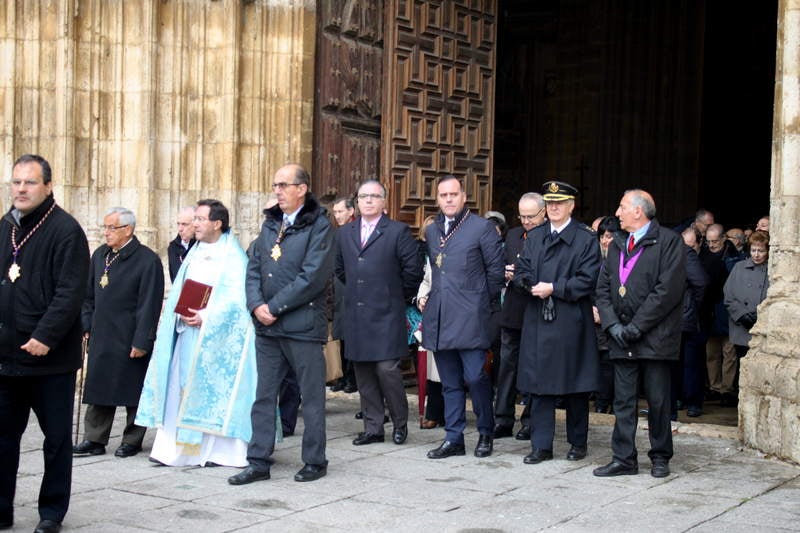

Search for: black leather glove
xmin=607 ymin=323 xmax=628 ymax=349
xmin=542 ymin=296 xmax=556 ymax=322
xmin=738 ymin=311 xmax=757 ymax=329
xmin=621 ymin=323 xmax=642 ymax=343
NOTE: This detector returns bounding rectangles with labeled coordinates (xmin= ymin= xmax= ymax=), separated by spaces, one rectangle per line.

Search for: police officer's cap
xmin=541 ymin=180 xmax=578 ymax=202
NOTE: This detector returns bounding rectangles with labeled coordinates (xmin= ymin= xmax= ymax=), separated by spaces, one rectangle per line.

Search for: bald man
xmin=594 ymin=189 xmax=685 ymax=479
xmin=167 ymin=206 xmax=196 ymax=282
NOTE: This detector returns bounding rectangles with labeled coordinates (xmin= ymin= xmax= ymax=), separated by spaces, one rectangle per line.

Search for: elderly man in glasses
xmin=493 ymin=192 xmax=546 ymax=441
xmin=73 ymin=208 xmax=164 ymax=459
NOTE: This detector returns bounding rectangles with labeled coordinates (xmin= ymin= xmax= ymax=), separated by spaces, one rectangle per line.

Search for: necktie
xmin=551 ymin=230 xmax=558 ymax=242
xmin=361 ymin=223 xmax=372 ymax=247
xmin=445 ymin=218 xmax=453 ymax=234
xmin=628 ymin=235 xmax=635 ymax=253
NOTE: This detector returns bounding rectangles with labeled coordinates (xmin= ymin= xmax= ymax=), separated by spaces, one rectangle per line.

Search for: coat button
xmin=268 ymin=273 xmax=273 ymax=277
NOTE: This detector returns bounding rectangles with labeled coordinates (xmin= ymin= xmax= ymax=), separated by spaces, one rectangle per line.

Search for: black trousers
xmin=83 ymin=404 xmax=145 ymax=447
xmin=529 ymin=393 xmax=589 ymax=451
xmin=279 ymin=368 xmax=301 ymax=434
xmin=611 ymin=359 xmax=673 ymax=468
xmin=493 ymin=328 xmax=530 ymax=428
xmin=0 ymin=372 xmax=76 ymax=523
xmin=248 ymin=336 xmax=327 ymax=470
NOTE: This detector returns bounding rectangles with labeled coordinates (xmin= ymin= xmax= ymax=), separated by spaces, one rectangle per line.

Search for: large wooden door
xmin=381 ymin=0 xmax=497 ymax=227
xmin=313 ymin=1 xmax=384 ymax=201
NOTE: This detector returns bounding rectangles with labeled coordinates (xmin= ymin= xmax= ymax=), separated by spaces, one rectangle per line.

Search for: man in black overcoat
xmin=336 ymin=180 xmax=421 ymax=446
xmin=0 ymin=154 xmax=90 ymax=533
xmin=167 ymin=206 xmax=196 ymax=282
xmin=422 ymin=175 xmax=505 ymax=459
xmin=73 ymin=207 xmax=164 ymax=459
xmin=594 ymin=189 xmax=685 ymax=479
xmin=493 ymin=192 xmax=546 ymax=440
xmin=514 ymin=181 xmax=601 ymax=464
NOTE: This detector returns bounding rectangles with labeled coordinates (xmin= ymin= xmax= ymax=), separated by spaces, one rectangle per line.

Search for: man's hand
xmin=130 ymin=347 xmax=147 ymax=359
xmin=417 ymin=295 xmax=428 ymax=312
xmin=531 ymin=281 xmax=554 ymax=299
xmin=254 ymin=304 xmax=277 ymax=326
xmin=505 ymin=264 xmax=515 ymax=282
xmin=621 ymin=323 xmax=642 ymax=343
xmin=21 ymin=338 xmax=51 ymax=356
xmin=592 ymin=306 xmax=601 ymax=324
xmin=607 ymin=324 xmax=628 ymax=349
xmin=179 ymin=308 xmax=203 ymax=328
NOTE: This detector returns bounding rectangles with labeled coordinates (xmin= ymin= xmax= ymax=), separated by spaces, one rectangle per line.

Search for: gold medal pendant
xmin=271 ymin=244 xmax=282 ymax=261
xmin=8 ymin=262 xmax=20 ymax=282
xmin=618 ymin=285 xmax=626 ymax=297
xmin=99 ymin=273 xmax=109 ymax=288
xmin=435 ymin=253 xmax=444 ymax=268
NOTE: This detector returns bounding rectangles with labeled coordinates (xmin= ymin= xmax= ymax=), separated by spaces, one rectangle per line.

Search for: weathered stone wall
xmin=740 ymin=0 xmax=800 ymax=463
xmin=0 ymin=0 xmax=315 ymax=258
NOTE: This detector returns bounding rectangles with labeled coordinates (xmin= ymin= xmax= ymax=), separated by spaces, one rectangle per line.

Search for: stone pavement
xmin=9 ymin=392 xmax=800 ymax=532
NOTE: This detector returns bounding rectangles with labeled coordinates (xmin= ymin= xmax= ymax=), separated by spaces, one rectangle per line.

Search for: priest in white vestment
xmin=136 ymin=199 xmax=276 ymax=466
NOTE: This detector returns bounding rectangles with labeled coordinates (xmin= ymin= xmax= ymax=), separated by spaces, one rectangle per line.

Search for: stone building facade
xmin=1 ymin=0 xmax=799 ymax=462
xmin=1 ymin=0 xmax=316 ymax=250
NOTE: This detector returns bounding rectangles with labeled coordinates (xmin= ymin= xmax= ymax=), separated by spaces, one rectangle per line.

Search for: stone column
xmin=739 ymin=0 xmax=800 ymax=463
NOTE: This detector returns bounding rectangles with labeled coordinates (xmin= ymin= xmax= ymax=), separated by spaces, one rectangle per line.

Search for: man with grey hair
xmin=168 ymin=206 xmax=196 ymax=282
xmin=493 ymin=192 xmax=546 ymax=440
xmin=595 ymin=189 xmax=685 ymax=478
xmin=73 ymin=207 xmax=164 ymax=458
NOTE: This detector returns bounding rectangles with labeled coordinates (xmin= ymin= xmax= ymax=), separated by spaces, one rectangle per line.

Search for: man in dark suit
xmin=73 ymin=207 xmax=164 ymax=459
xmin=0 ymin=154 xmax=90 ymax=533
xmin=514 ymin=181 xmax=601 ymax=464
xmin=167 ymin=206 xmax=196 ymax=282
xmin=229 ymin=163 xmax=334 ymax=485
xmin=336 ymin=180 xmax=421 ymax=446
xmin=422 ymin=175 xmax=505 ymax=459
xmin=493 ymin=192 xmax=546 ymax=440
xmin=594 ymin=189 xmax=685 ymax=478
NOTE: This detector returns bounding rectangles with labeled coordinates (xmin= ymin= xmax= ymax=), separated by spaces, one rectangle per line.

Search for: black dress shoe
xmin=493 ymin=424 xmax=513 ymax=438
xmin=34 ymin=519 xmax=61 ymax=533
xmin=352 ymin=432 xmax=385 ymax=445
xmin=343 ymin=383 xmax=358 ymax=393
xmin=427 ymin=440 xmax=466 ymax=459
xmin=294 ymin=462 xmax=327 ymax=482
xmin=651 ymin=460 xmax=670 ymax=478
xmin=566 ymin=445 xmax=587 ymax=461
xmin=330 ymin=379 xmax=345 ymax=392
xmin=515 ymin=425 xmax=531 ymax=441
xmin=392 ymin=424 xmax=408 ymax=445
xmin=228 ymin=465 xmax=270 ymax=485
xmin=354 ymin=411 xmax=364 ymax=419
xmin=593 ymin=460 xmax=638 ymax=477
xmin=523 ymin=448 xmax=553 ymax=464
xmin=474 ymin=434 xmax=493 ymax=458
xmin=114 ymin=443 xmax=142 ymax=458
xmin=73 ymin=440 xmax=105 ymax=456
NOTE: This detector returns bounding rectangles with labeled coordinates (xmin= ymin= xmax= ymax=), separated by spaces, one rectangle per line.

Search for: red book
xmin=174 ymin=279 xmax=213 ymax=316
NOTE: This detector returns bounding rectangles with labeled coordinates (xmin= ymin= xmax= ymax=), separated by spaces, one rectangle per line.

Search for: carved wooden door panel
xmin=313 ymin=0 xmax=384 ymax=203
xmin=381 ymin=0 xmax=497 ymax=227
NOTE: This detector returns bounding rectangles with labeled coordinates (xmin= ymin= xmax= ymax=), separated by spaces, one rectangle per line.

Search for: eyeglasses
xmin=271 ymin=182 xmax=300 ymax=190
xmin=518 ymin=208 xmax=546 ymax=221
xmin=357 ymin=193 xmax=384 ymax=200
xmin=100 ymin=224 xmax=129 ymax=232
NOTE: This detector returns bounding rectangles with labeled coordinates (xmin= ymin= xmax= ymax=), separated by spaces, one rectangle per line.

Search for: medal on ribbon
xmin=618 ymin=248 xmax=644 ymax=298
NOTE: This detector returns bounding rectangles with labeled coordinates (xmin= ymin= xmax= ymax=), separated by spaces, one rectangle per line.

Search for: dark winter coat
xmin=421 ymin=210 xmax=504 ymax=351
xmin=81 ymin=236 xmax=165 ymax=406
xmin=596 ymin=219 xmax=685 ymax=361
xmin=514 ymin=221 xmax=601 ymax=394
xmin=167 ymin=234 xmax=195 ymax=282
xmin=499 ymin=226 xmax=529 ymax=330
xmin=0 ymin=195 xmax=89 ymax=376
xmin=723 ymin=258 xmax=768 ymax=347
xmin=682 ymin=246 xmax=708 ymax=333
xmin=246 ymin=194 xmax=334 ymax=342
xmin=336 ymin=215 xmax=421 ymax=361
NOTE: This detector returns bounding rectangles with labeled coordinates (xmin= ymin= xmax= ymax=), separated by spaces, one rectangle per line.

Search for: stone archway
xmin=739 ymin=0 xmax=800 ymax=464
